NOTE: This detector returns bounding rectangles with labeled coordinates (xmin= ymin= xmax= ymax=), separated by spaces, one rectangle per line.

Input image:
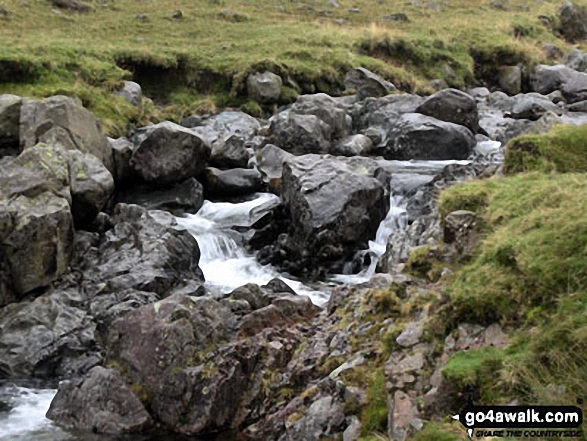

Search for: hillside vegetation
xmin=0 ymin=0 xmax=582 ymax=134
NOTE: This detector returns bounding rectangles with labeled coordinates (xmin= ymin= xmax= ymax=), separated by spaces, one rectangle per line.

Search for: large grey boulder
xmin=69 ymin=150 xmax=115 ymax=228
xmin=269 ymin=93 xmax=352 ymax=154
xmin=0 ymin=94 xmax=22 ymax=157
xmin=565 ymin=49 xmax=587 ymax=72
xmin=265 ymin=155 xmax=390 ymax=276
xmin=562 ymin=71 xmax=587 ymax=103
xmin=247 ymin=71 xmax=283 ymax=104
xmin=47 ymin=366 xmax=152 ymax=435
xmin=210 ymin=134 xmax=250 ymax=169
xmin=204 ymin=167 xmax=264 ymax=197
xmin=0 ymin=144 xmax=74 ymax=304
xmin=19 ymin=95 xmax=114 ymax=172
xmin=74 ymin=203 xmax=204 ymax=295
xmin=130 ymin=121 xmax=211 ymax=185
xmin=269 ymin=112 xmax=330 ymax=154
xmin=558 ymin=1 xmax=587 ymax=42
xmin=379 ymin=113 xmax=476 ymax=160
xmin=416 ymin=88 xmax=480 ymax=133
xmin=0 ymin=288 xmax=97 ymax=378
xmin=530 ymin=64 xmax=578 ymax=94
xmin=114 ymin=81 xmax=142 ymax=107
xmin=510 ymin=94 xmax=560 ymax=120
xmin=344 ymin=67 xmax=395 ymax=99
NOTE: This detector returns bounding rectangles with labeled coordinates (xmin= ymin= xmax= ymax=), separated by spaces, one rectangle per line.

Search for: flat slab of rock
xmin=344 ymin=67 xmax=395 ymax=99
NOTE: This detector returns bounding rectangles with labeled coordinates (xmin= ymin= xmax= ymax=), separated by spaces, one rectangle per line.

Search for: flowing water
xmin=0 ymin=146 xmax=501 ymax=440
xmin=175 ymin=193 xmax=331 ymax=306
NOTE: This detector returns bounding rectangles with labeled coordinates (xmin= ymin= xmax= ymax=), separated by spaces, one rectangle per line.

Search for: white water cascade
xmin=176 ymin=193 xmax=330 ymax=306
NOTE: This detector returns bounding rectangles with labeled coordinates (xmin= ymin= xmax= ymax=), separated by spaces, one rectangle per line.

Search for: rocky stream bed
xmin=1 ymin=58 xmax=587 ymax=440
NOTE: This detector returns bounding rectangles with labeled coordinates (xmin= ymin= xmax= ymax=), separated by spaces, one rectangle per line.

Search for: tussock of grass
xmin=504 ymin=124 xmax=587 ymax=174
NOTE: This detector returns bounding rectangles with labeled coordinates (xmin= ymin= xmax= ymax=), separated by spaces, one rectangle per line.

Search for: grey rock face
xmin=510 ymin=94 xmax=560 ymax=120
xmin=269 ymin=93 xmax=352 ymax=154
xmin=416 ymin=88 xmax=480 ymax=133
xmin=19 ymin=95 xmax=114 ymax=172
xmin=247 ymin=71 xmax=283 ymax=104
xmin=274 ymin=155 xmax=390 ymax=275
xmin=114 ymin=81 xmax=142 ymax=107
xmin=210 ymin=134 xmax=251 ymax=169
xmin=379 ymin=113 xmax=476 ymax=160
xmin=130 ymin=121 xmax=211 ymax=185
xmin=0 ymin=288 xmax=97 ymax=378
xmin=0 ymin=94 xmax=22 ymax=157
xmin=68 ymin=150 xmax=115 ymax=228
xmin=565 ymin=49 xmax=587 ymax=72
xmin=109 ymin=137 xmax=135 ymax=182
xmin=344 ymin=67 xmax=395 ymax=99
xmin=47 ymin=366 xmax=152 ymax=435
xmin=530 ymin=64 xmax=577 ymax=95
xmin=74 ymin=203 xmax=204 ymax=295
xmin=562 ymin=71 xmax=587 ymax=103
xmin=332 ymin=134 xmax=373 ymax=156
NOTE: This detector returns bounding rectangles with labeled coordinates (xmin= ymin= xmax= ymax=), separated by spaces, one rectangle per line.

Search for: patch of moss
xmin=240 ymin=100 xmax=263 ymax=118
xmin=504 ymin=124 xmax=587 ymax=174
xmin=360 ymin=368 xmax=388 ymax=435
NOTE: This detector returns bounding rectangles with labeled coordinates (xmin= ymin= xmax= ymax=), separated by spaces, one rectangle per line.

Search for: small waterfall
xmin=331 ymin=158 xmax=475 ymax=284
xmin=176 ymin=194 xmax=329 ymax=305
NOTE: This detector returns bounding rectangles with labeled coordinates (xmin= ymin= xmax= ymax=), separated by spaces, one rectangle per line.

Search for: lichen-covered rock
xmin=68 ymin=150 xmax=115 ymax=228
xmin=130 ymin=121 xmax=211 ymax=185
xmin=19 ymin=95 xmax=114 ymax=172
xmin=47 ymin=366 xmax=152 ymax=434
xmin=0 ymin=143 xmax=76 ymax=304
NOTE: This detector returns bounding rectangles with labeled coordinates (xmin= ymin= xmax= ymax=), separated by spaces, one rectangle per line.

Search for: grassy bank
xmin=0 ymin=0 xmax=581 ymax=135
